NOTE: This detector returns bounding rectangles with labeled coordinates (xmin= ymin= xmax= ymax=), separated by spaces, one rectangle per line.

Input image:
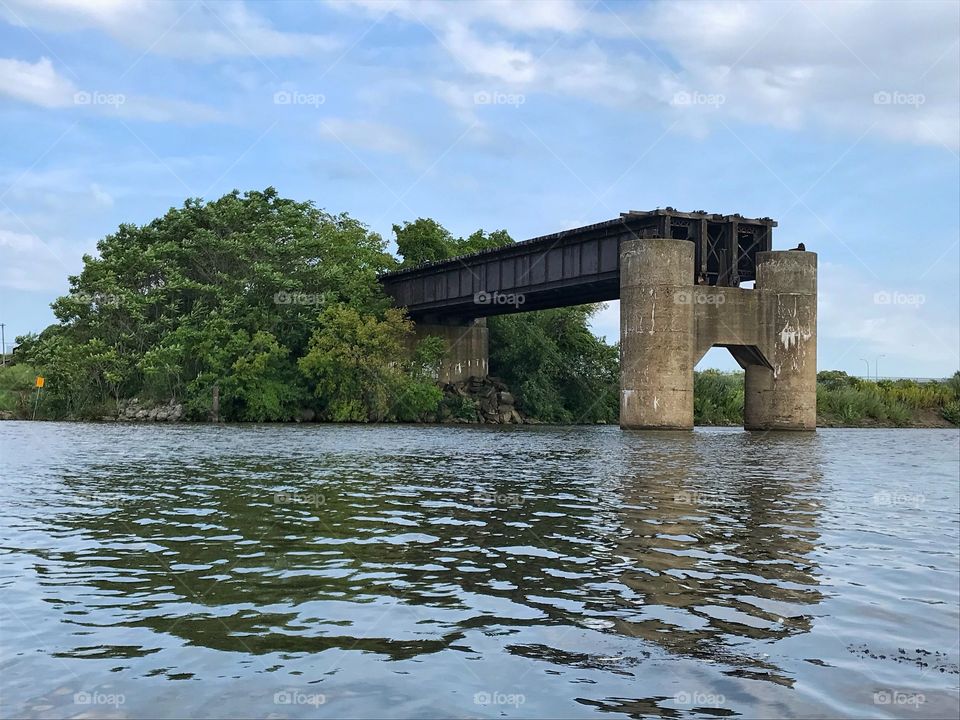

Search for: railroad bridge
xmin=379 ymin=209 xmax=817 ymax=431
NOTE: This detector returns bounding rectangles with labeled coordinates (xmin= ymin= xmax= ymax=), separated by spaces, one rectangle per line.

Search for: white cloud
xmin=0 ymin=55 xmax=224 ymax=123
xmin=342 ymin=0 xmax=959 ymax=150
xmin=442 ymin=21 xmax=537 ymax=84
xmin=637 ymin=1 xmax=960 ymax=149
xmin=0 ymin=224 xmax=72 ymax=291
xmin=0 ymin=56 xmax=75 ymax=108
xmin=319 ymin=118 xmax=420 ymax=159
xmin=90 ymin=183 xmax=113 ymax=208
xmin=818 ymin=261 xmax=959 ymax=374
xmin=1 ymin=0 xmax=338 ymax=61
xmin=343 ymin=0 xmax=586 ymax=34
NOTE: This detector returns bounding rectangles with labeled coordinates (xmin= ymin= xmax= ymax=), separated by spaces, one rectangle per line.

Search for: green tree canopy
xmin=393 ymin=219 xmax=514 ymax=267
xmin=17 ymin=189 xmax=414 ymax=420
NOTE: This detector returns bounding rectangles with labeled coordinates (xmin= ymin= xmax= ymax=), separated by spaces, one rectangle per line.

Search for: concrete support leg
xmin=413 ymin=319 xmax=488 ymax=384
xmin=744 ymin=251 xmax=818 ymax=430
xmin=620 ymin=239 xmax=695 ymax=429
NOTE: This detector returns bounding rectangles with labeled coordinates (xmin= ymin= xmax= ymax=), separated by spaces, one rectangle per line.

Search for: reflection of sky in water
xmin=0 ymin=423 xmax=957 ymax=719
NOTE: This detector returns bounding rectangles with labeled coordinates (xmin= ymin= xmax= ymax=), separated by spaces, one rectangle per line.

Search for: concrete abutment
xmin=413 ymin=319 xmax=489 ymax=384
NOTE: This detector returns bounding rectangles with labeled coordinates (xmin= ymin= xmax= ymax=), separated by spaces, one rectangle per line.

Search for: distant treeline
xmin=695 ymin=369 xmax=960 ymax=427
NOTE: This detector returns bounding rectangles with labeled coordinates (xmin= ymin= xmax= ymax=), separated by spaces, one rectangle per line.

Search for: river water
xmin=0 ymin=423 xmax=957 ymax=719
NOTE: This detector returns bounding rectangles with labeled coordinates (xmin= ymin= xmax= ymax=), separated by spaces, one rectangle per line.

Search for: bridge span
xmin=379 ymin=209 xmax=775 ymax=322
xmin=379 ymin=209 xmax=816 ymax=432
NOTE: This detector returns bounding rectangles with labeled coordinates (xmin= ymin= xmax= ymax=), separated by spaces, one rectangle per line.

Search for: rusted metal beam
xmin=379 ymin=209 xmax=777 ymax=321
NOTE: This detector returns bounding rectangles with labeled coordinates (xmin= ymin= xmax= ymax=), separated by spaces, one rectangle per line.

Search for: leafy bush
xmin=0 ymin=364 xmax=41 ymax=417
xmin=694 ymin=370 xmax=744 ymax=425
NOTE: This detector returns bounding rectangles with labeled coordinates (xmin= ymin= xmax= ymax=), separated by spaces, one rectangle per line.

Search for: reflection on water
xmin=0 ymin=423 xmax=957 ymax=719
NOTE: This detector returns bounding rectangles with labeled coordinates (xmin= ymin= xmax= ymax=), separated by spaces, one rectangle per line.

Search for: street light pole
xmin=859 ymin=358 xmax=870 ymax=379
xmin=875 ymin=354 xmax=886 ymax=381
xmin=0 ymin=323 xmax=5 ymax=367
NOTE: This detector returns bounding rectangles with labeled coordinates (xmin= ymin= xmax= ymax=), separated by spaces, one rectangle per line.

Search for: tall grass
xmin=694 ymin=370 xmax=745 ymax=425
xmin=0 ymin=364 xmax=41 ymax=417
xmin=692 ymin=369 xmax=959 ymax=427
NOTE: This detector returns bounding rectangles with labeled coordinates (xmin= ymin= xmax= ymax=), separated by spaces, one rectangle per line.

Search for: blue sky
xmin=0 ymin=0 xmax=957 ymax=378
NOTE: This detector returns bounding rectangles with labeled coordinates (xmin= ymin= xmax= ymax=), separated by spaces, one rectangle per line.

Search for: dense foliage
xmin=393 ymin=218 xmax=513 ymax=267
xmin=489 ymin=307 xmax=619 ymax=423
xmin=10 ymin=189 xmax=449 ymax=421
xmin=392 ymin=217 xmax=620 ymax=422
xmin=9 ymin=190 xmax=618 ymax=422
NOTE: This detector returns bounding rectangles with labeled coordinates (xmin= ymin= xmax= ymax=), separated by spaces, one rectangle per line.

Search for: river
xmin=0 ymin=423 xmax=957 ymax=719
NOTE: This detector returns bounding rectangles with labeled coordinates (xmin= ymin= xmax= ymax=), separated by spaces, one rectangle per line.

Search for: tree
xmin=393 ymin=220 xmax=514 ymax=266
xmin=19 ymin=188 xmax=395 ymax=419
xmin=298 ymin=304 xmax=440 ymax=422
xmin=393 ymin=218 xmax=457 ymax=267
xmin=489 ymin=305 xmax=619 ymax=423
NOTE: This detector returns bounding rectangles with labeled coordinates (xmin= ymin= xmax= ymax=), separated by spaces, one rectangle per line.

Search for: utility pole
xmin=875 ymin=354 xmax=886 ymax=381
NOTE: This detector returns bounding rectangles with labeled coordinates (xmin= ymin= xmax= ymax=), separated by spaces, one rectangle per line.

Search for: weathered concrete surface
xmin=619 ymin=239 xmax=817 ymax=431
xmin=414 ymin=319 xmax=489 ymax=384
xmin=744 ymin=251 xmax=817 ymax=430
xmin=693 ymin=287 xmax=762 ymax=363
xmin=620 ymin=239 xmax=695 ymax=429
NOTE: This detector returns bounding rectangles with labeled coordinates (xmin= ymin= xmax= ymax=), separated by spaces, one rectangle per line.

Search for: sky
xmin=0 ymin=0 xmax=957 ymax=378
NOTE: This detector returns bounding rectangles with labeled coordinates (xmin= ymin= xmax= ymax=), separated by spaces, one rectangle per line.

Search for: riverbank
xmin=2 ymin=365 xmax=957 ymax=428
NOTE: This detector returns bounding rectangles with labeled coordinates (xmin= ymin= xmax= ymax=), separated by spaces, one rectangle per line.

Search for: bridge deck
xmin=379 ymin=209 xmax=776 ymax=322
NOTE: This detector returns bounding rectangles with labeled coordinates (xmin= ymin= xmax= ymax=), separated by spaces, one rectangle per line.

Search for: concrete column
xmin=744 ymin=251 xmax=817 ymax=430
xmin=620 ymin=238 xmax=696 ymax=429
xmin=413 ymin=319 xmax=488 ymax=384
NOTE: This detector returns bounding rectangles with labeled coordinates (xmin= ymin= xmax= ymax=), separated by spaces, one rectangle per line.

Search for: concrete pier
xmin=413 ymin=319 xmax=489 ymax=383
xmin=620 ymin=239 xmax=696 ymax=429
xmin=619 ymin=238 xmax=817 ymax=431
xmin=744 ymin=251 xmax=818 ymax=430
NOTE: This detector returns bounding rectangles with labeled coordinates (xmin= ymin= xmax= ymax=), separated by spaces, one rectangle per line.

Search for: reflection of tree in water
xmin=44 ymin=433 xmax=823 ymax=684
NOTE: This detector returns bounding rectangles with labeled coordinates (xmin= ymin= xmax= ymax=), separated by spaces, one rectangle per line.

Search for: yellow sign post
xmin=33 ymin=377 xmax=44 ymax=419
